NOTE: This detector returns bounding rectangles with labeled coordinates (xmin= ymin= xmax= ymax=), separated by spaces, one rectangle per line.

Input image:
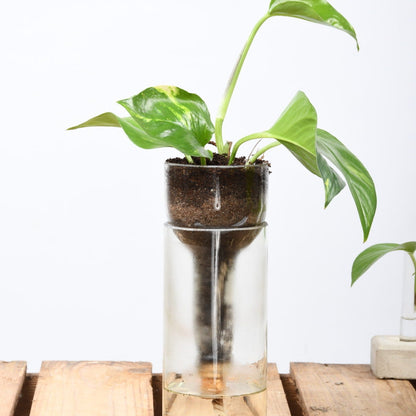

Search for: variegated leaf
xmin=118 ymin=86 xmax=214 ymax=158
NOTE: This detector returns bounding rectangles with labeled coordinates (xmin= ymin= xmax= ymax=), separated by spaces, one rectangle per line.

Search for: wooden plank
xmin=29 ymin=361 xmax=153 ymax=416
xmin=151 ymin=365 xmax=290 ymax=416
xmin=291 ymin=362 xmax=416 ymax=416
xmin=0 ymin=361 xmax=27 ymax=416
xmin=267 ymin=363 xmax=292 ymax=416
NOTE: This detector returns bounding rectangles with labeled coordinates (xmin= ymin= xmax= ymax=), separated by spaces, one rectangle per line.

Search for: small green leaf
xmin=67 ymin=112 xmax=120 ymax=130
xmin=118 ymin=86 xmax=214 ymax=158
xmin=352 ymin=242 xmax=416 ymax=285
xmin=316 ymin=129 xmax=376 ymax=242
xmin=268 ymin=0 xmax=359 ymax=49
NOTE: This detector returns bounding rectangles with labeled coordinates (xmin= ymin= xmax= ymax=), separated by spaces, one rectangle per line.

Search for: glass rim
xmin=164 ymin=222 xmax=267 ymax=232
xmin=164 ymin=161 xmax=269 ymax=170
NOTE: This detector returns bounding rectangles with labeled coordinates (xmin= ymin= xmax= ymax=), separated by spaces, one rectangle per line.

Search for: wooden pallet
xmin=2 ymin=361 xmax=416 ymax=415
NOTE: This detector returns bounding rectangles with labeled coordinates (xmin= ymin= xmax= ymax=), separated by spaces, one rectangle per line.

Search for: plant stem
xmin=249 ymin=141 xmax=281 ymax=164
xmin=229 ymin=131 xmax=276 ymax=164
xmin=215 ymin=13 xmax=270 ymax=154
xmin=200 ymin=157 xmax=207 ymax=166
xmin=185 ymin=155 xmax=194 ymax=164
xmin=409 ymin=252 xmax=416 ymax=309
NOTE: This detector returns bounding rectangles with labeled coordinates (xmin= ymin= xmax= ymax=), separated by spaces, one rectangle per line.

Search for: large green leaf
xmin=67 ymin=87 xmax=214 ymax=157
xmin=352 ymin=242 xmax=416 ymax=285
xmin=118 ymin=86 xmax=214 ymax=158
xmin=316 ymin=129 xmax=376 ymax=242
xmin=252 ymin=91 xmax=345 ymax=205
xmin=268 ymin=0 xmax=358 ymax=49
xmin=262 ymin=91 xmax=320 ymax=175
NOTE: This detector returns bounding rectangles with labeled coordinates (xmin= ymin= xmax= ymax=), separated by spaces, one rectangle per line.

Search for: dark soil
xmin=166 ymin=155 xmax=269 ymax=229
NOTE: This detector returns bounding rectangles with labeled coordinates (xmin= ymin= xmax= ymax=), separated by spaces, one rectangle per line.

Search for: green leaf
xmin=352 ymin=242 xmax=416 ymax=285
xmin=67 ymin=112 xmax=120 ymax=130
xmin=316 ymin=129 xmax=376 ymax=242
xmin=268 ymin=0 xmax=359 ymax=49
xmin=252 ymin=91 xmax=345 ymax=206
xmin=263 ymin=91 xmax=320 ymax=175
xmin=316 ymin=151 xmax=345 ymax=207
xmin=118 ymin=86 xmax=214 ymax=158
xmin=67 ymin=112 xmax=169 ymax=150
xmin=117 ymin=117 xmax=168 ymax=149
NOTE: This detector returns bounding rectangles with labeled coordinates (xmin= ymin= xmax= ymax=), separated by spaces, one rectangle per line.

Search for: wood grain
xmin=29 ymin=361 xmax=153 ymax=416
xmin=267 ymin=363 xmax=292 ymax=416
xmin=0 ymin=361 xmax=27 ymax=416
xmin=291 ymin=362 xmax=416 ymax=416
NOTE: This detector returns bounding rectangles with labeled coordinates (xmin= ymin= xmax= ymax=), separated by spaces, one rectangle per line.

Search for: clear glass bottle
xmin=163 ymin=224 xmax=267 ymax=416
xmin=400 ymin=252 xmax=416 ymax=341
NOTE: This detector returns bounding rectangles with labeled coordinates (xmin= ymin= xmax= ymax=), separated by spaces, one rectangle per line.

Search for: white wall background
xmin=1 ymin=0 xmax=415 ymax=373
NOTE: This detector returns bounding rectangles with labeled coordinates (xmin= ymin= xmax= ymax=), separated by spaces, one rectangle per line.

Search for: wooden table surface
xmin=1 ymin=361 xmax=416 ymax=416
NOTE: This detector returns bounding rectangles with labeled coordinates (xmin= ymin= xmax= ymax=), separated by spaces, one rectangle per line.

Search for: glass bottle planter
xmin=400 ymin=252 xmax=416 ymax=341
xmin=164 ymin=162 xmax=270 ymax=416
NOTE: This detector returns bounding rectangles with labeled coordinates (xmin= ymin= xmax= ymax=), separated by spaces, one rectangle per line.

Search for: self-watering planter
xmin=164 ymin=163 xmax=269 ymax=415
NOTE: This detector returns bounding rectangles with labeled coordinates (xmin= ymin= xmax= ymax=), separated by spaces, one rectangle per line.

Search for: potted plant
xmin=352 ymin=241 xmax=416 ymax=379
xmin=69 ymin=0 xmax=377 ymax=414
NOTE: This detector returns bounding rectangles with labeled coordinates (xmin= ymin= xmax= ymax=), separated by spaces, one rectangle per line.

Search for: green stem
xmin=200 ymin=157 xmax=207 ymax=166
xmin=185 ymin=155 xmax=194 ymax=164
xmin=229 ymin=132 xmax=271 ymax=164
xmin=409 ymin=252 xmax=416 ymax=309
xmin=215 ymin=13 xmax=270 ymax=154
xmin=249 ymin=141 xmax=281 ymax=164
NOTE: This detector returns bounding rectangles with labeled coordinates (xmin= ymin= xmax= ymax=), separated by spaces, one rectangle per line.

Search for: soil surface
xmin=167 ymin=153 xmax=269 ymax=166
